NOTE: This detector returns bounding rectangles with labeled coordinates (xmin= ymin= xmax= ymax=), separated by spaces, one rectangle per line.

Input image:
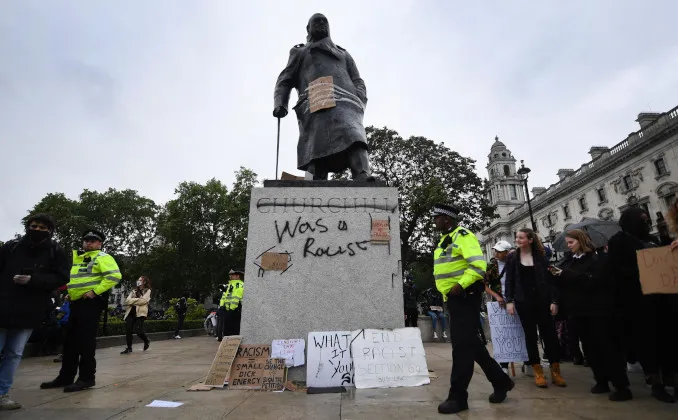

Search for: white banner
xmin=351 ymin=328 xmax=429 ymax=389
xmin=487 ymin=302 xmax=529 ymax=363
xmin=306 ymin=331 xmax=355 ymax=387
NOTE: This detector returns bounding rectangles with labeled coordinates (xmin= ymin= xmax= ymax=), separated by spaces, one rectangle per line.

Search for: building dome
xmin=491 ymin=135 xmax=505 ymax=150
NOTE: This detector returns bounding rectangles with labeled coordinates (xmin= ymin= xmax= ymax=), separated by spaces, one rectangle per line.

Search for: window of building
xmin=578 ymin=195 xmax=588 ymax=212
xmin=503 ymin=165 xmax=510 ymax=176
xmin=116 ymin=294 xmax=122 ymax=304
xmin=510 ymin=185 xmax=517 ymax=200
xmin=596 ymin=187 xmax=607 ymax=203
xmin=546 ymin=214 xmax=553 ymax=226
xmin=640 ymin=203 xmax=651 ymax=223
xmin=654 ymin=158 xmax=668 ymax=176
xmin=623 ymin=175 xmax=633 ymax=190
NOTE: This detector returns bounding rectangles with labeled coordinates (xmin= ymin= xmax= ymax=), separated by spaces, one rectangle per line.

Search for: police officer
xmin=432 ymin=204 xmax=513 ymax=414
xmin=41 ymin=229 xmax=121 ymax=393
xmin=223 ymin=269 xmax=244 ymax=336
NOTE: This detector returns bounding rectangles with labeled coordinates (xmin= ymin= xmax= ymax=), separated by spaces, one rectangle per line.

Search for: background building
xmin=480 ymin=105 xmax=678 ymax=258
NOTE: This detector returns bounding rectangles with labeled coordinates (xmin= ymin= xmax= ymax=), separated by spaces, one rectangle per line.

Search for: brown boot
xmin=550 ymin=363 xmax=567 ymax=387
xmin=533 ymin=364 xmax=548 ymax=388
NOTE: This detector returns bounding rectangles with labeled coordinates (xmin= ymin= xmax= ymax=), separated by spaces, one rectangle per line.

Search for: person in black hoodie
xmin=505 ymin=228 xmax=566 ymax=388
xmin=555 ymin=229 xmax=631 ymax=401
xmin=607 ymin=206 xmax=674 ymax=403
xmin=0 ymin=214 xmax=70 ymax=410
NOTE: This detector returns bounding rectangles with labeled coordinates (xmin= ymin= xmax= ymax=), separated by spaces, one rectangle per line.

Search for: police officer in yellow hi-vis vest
xmin=432 ymin=204 xmax=513 ymax=415
xmin=217 ymin=269 xmax=244 ymax=341
xmin=41 ymin=229 xmax=121 ymax=393
xmin=223 ymin=269 xmax=244 ymax=337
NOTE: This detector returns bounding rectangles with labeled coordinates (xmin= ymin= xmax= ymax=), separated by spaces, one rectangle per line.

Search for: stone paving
xmin=4 ymin=336 xmax=677 ymax=419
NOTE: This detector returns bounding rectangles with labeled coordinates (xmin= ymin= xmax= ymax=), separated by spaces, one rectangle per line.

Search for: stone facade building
xmin=480 ymin=105 xmax=678 ymax=258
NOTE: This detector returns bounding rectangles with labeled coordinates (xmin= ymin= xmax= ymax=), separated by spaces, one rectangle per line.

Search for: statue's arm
xmin=274 ymin=48 xmax=301 ymax=114
xmin=346 ymin=52 xmax=367 ymax=105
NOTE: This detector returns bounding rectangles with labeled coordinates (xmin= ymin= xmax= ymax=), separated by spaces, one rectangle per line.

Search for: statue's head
xmin=307 ymin=13 xmax=330 ymax=42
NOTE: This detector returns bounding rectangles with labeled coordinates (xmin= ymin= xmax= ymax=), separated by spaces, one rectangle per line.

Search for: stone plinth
xmin=240 ymin=182 xmax=404 ymax=381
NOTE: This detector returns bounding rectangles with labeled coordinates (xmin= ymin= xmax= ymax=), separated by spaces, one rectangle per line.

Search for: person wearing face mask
xmin=120 ymin=276 xmax=152 ymax=354
xmin=554 ymin=229 xmax=631 ymax=401
xmin=607 ymin=206 xmax=675 ymax=402
xmin=41 ymin=229 xmax=121 ymax=393
xmin=0 ymin=214 xmax=70 ymax=410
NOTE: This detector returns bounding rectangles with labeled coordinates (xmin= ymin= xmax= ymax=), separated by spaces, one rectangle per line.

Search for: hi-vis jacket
xmin=221 ymin=279 xmax=244 ymax=310
xmin=68 ymin=250 xmax=121 ymax=301
xmin=434 ymin=226 xmax=487 ymax=301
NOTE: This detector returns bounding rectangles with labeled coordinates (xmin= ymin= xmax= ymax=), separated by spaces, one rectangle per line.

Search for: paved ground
xmin=5 ymin=336 xmax=677 ymax=419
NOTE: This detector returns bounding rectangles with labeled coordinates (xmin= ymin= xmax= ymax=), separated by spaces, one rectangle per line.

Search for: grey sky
xmin=1 ymin=1 xmax=677 ymax=240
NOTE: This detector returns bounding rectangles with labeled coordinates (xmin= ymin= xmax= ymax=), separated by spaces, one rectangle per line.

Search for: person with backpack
xmin=174 ymin=294 xmax=188 ymax=339
xmin=0 ymin=214 xmax=70 ymax=410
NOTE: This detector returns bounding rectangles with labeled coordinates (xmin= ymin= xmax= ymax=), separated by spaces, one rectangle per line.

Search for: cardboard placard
xmin=229 ymin=356 xmax=286 ymax=391
xmin=204 ymin=336 xmax=242 ymax=386
xmin=309 ymin=76 xmax=336 ymax=113
xmin=371 ymin=219 xmax=390 ymax=244
xmin=487 ymin=302 xmax=529 ymax=363
xmin=637 ymin=246 xmax=678 ymax=294
xmin=261 ymin=252 xmax=289 ymax=271
xmin=351 ymin=328 xmax=430 ymax=389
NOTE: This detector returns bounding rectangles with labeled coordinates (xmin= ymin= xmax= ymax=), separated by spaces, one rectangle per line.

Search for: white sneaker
xmin=175 ymin=335 xmax=182 ymax=339
xmin=442 ymin=331 xmax=448 ymax=339
xmin=433 ymin=332 xmax=439 ymax=339
xmin=0 ymin=394 xmax=21 ymax=410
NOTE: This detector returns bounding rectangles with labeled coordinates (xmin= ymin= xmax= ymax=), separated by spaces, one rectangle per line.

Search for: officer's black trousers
xmin=447 ymin=290 xmax=510 ymax=403
xmin=58 ymin=298 xmax=103 ymax=382
xmin=224 ymin=309 xmax=242 ymax=336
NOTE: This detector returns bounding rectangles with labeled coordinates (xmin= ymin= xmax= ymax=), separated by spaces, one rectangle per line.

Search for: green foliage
xmin=96 ymin=319 xmax=203 ymax=337
xmin=24 ymin=167 xmax=259 ymax=299
xmin=164 ymin=298 xmax=205 ymax=320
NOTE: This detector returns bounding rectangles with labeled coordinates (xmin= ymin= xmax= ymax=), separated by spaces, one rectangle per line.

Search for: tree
xmin=25 ymin=189 xmax=159 ymax=257
xmin=154 ymin=167 xmax=259 ymax=296
xmin=335 ymin=126 xmax=496 ymax=272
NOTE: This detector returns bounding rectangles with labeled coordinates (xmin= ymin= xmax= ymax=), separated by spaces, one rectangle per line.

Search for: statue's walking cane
xmin=276 ymin=117 xmax=281 ymax=180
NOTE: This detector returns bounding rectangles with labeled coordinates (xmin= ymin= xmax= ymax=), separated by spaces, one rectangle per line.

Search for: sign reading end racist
xmin=637 ymin=246 xmax=678 ymax=295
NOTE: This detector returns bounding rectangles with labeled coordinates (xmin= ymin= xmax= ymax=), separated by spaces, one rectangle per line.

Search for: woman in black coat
xmin=505 ymin=228 xmax=566 ymax=388
xmin=555 ymin=229 xmax=631 ymax=401
xmin=607 ymin=206 xmax=675 ymax=403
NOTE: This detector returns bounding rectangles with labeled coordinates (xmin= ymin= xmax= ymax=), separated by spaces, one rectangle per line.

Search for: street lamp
xmin=517 ymin=160 xmax=538 ymax=232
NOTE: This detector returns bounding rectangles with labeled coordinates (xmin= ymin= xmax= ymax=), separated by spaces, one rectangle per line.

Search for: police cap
xmin=82 ymin=229 xmax=105 ymax=242
xmin=431 ymin=203 xmax=460 ymax=219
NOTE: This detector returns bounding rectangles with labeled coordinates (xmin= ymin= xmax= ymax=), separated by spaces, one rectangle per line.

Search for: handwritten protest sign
xmin=307 ymin=331 xmax=355 ymax=387
xmin=309 ymin=76 xmax=336 ymax=113
xmin=351 ymin=328 xmax=430 ymax=389
xmin=228 ymin=344 xmax=285 ymax=391
xmin=487 ymin=302 xmax=528 ymax=363
xmin=261 ymin=252 xmax=289 ymax=271
xmin=229 ymin=356 xmax=286 ymax=391
xmin=271 ymin=339 xmax=305 ymax=367
xmin=371 ymin=219 xmax=390 ymax=244
xmin=204 ymin=336 xmax=242 ymax=386
xmin=637 ymin=246 xmax=678 ymax=294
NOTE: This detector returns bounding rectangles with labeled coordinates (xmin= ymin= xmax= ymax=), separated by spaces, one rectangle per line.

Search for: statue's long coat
xmin=274 ymin=37 xmax=368 ymax=172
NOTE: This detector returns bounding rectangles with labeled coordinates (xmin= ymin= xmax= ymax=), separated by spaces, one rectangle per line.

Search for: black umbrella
xmin=552 ymin=217 xmax=620 ymax=252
